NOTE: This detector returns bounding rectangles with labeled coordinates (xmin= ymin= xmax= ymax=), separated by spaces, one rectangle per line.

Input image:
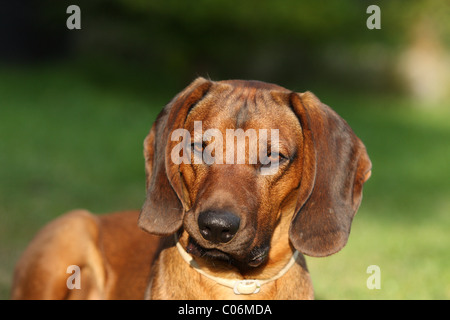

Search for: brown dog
xmin=11 ymin=78 xmax=371 ymax=300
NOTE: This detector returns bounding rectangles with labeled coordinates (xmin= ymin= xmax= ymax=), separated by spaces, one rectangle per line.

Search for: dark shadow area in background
xmin=0 ymin=0 xmax=406 ymax=95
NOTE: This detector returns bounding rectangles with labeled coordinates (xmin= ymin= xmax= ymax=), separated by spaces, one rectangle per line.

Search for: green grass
xmin=1 ymin=64 xmax=449 ymax=299
xmin=306 ymin=91 xmax=450 ymax=299
xmin=0 ymin=63 xmax=165 ymax=299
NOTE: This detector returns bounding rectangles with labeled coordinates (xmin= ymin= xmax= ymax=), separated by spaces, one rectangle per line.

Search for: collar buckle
xmin=233 ymin=280 xmax=261 ymax=295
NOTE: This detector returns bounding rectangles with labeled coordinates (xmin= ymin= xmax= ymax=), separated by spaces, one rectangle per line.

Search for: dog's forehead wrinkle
xmin=187 ymin=84 xmax=296 ymax=133
xmin=235 ymin=102 xmax=249 ymax=128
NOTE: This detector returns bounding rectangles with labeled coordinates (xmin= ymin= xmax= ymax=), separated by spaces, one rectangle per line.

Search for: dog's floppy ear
xmin=288 ymin=92 xmax=372 ymax=257
xmin=138 ymin=77 xmax=212 ymax=235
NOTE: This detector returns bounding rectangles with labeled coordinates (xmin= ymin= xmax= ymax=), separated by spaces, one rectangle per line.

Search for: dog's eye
xmin=191 ymin=142 xmax=204 ymax=155
xmin=261 ymin=152 xmax=287 ymax=168
xmin=268 ymin=153 xmax=281 ymax=163
xmin=270 ymin=152 xmax=288 ymax=163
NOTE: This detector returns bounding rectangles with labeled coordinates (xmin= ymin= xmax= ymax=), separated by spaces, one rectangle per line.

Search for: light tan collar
xmin=175 ymin=235 xmax=299 ymax=295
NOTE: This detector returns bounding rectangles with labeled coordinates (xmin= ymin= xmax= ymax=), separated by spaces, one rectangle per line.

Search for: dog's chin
xmin=185 ymin=237 xmax=269 ymax=269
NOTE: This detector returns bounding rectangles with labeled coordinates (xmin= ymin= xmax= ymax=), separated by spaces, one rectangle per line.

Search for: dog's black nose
xmin=198 ymin=210 xmax=240 ymax=244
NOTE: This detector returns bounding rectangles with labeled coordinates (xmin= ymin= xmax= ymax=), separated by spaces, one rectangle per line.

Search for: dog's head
xmin=139 ymin=77 xmax=371 ymax=269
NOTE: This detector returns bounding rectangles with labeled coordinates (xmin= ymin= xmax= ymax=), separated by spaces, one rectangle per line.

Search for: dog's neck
xmin=174 ymin=233 xmax=299 ymax=296
xmin=146 ymin=232 xmax=313 ymax=299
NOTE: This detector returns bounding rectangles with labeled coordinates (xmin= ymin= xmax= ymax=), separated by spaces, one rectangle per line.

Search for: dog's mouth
xmin=185 ymin=237 xmax=232 ymax=262
xmin=185 ymin=236 xmax=269 ymax=269
xmin=186 ymin=237 xmax=231 ymax=262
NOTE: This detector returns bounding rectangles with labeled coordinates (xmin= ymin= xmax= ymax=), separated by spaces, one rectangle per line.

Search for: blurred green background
xmin=1 ymin=0 xmax=449 ymax=299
